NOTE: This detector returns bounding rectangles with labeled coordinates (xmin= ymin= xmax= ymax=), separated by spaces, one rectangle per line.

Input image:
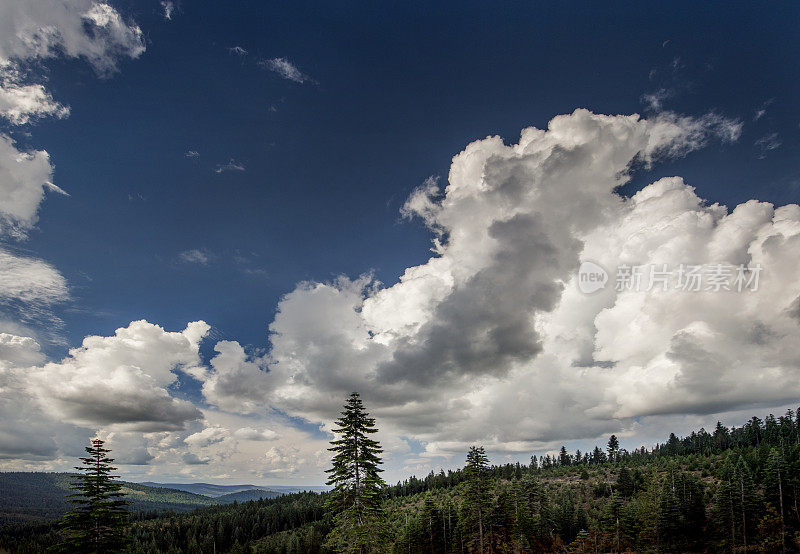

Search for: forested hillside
xmin=1 ymin=407 xmax=799 ymax=553
xmin=0 ymin=473 xmax=221 ymax=527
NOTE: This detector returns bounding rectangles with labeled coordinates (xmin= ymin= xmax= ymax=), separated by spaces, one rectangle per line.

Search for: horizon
xmin=0 ymin=1 xmax=799 ymax=487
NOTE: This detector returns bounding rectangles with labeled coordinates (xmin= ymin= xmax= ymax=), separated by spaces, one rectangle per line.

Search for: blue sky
xmin=22 ymin=1 xmax=799 ymax=350
xmin=1 ymin=1 xmax=799 ymax=483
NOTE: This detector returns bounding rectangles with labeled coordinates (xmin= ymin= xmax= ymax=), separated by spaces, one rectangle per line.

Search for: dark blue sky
xmin=17 ymin=0 xmax=800 ymax=352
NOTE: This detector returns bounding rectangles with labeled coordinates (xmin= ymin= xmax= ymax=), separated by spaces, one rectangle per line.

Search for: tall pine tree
xmin=460 ymin=446 xmax=492 ymax=553
xmin=57 ymin=438 xmax=129 ymax=553
xmin=324 ymin=392 xmax=389 ymax=553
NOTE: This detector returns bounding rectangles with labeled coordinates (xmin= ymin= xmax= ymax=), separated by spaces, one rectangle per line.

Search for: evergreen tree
xmin=56 ymin=438 xmax=129 ymax=553
xmin=763 ymin=448 xmax=787 ymax=553
xmin=734 ymin=455 xmax=758 ymax=551
xmin=460 ymin=446 xmax=492 ymax=553
xmin=324 ymin=392 xmax=389 ymax=553
xmin=559 ymin=446 xmax=571 ymax=466
xmin=607 ymin=435 xmax=619 ymax=463
xmin=616 ymin=466 xmax=634 ymax=498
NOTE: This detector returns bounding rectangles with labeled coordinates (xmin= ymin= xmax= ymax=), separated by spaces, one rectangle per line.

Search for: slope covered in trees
xmin=1 ymin=405 xmax=799 ymax=552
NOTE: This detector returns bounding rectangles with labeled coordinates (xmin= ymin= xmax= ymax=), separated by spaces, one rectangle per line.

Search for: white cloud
xmin=234 ymin=427 xmax=278 ymax=441
xmin=753 ymin=98 xmax=774 ymax=121
xmin=0 ymin=83 xmax=69 ymax=124
xmin=201 ymin=341 xmax=272 ymax=414
xmin=160 ymin=1 xmax=175 ymax=21
xmin=214 ymin=109 xmax=799 ymax=462
xmin=179 ymin=248 xmax=211 ymax=265
xmin=0 ymin=0 xmax=145 ymax=237
xmin=0 ymin=0 xmax=145 ymax=76
xmin=0 ymin=248 xmax=68 ymax=305
xmin=185 ymin=150 xmax=199 ymax=158
xmin=185 ymin=426 xmax=229 ymax=448
xmin=0 ymin=135 xmax=58 ymax=237
xmin=214 ymin=159 xmax=245 ymax=173
xmin=228 ymin=46 xmax=247 ymax=56
xmin=755 ymin=132 xmax=781 ymax=158
xmin=0 ymin=332 xmax=84 ymax=461
xmin=260 ymin=57 xmax=313 ymax=84
xmin=641 ymin=88 xmax=673 ymax=111
xmin=3 ymin=109 xmax=799 ymax=483
xmin=27 ymin=320 xmax=209 ymax=431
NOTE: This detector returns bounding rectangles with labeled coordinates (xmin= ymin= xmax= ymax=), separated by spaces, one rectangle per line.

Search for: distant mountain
xmin=0 ymin=473 xmax=332 ymax=529
xmin=0 ymin=472 xmax=217 ymax=527
xmin=138 ymin=482 xmax=262 ymax=497
xmin=215 ymin=489 xmax=282 ymax=503
xmin=139 ymin=482 xmax=330 ymax=497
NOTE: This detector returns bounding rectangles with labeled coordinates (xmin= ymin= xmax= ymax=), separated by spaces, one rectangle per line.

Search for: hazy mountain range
xmin=0 ymin=473 xmax=326 ymax=527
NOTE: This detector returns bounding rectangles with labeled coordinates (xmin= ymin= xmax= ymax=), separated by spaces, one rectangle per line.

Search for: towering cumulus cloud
xmin=199 ymin=109 xmax=800 ymax=458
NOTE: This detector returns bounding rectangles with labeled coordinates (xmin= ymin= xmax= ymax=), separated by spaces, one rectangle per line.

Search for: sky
xmin=0 ymin=0 xmax=799 ymax=485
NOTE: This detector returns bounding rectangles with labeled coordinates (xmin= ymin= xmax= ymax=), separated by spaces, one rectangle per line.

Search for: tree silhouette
xmin=57 ymin=438 xmax=129 ymax=553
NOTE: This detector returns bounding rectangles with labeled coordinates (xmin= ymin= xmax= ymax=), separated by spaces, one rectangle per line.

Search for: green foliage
xmin=324 ymin=392 xmax=390 ymax=553
xmin=459 ymin=446 xmax=492 ymax=553
xmin=55 ymin=438 xmax=130 ymax=553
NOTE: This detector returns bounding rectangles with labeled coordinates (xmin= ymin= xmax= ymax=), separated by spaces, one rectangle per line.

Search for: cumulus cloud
xmin=201 ymin=341 xmax=272 ymax=414
xmin=27 ymin=320 xmax=210 ymax=431
xmin=0 ymin=135 xmax=58 ymax=237
xmin=0 ymin=83 xmax=69 ymax=124
xmin=0 ymin=0 xmax=145 ymax=76
xmin=0 ymin=332 xmax=80 ymax=460
xmin=4 ymin=108 xmax=798 ymax=480
xmin=234 ymin=427 xmax=278 ymax=441
xmin=185 ymin=426 xmax=229 ymax=448
xmin=201 ymin=108 xmax=799 ymax=461
xmin=260 ymin=57 xmax=314 ymax=84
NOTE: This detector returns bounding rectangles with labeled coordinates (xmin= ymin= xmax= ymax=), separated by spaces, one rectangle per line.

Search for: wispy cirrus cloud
xmin=160 ymin=1 xmax=175 ymax=21
xmin=753 ymin=98 xmax=774 ymax=121
xmin=260 ymin=57 xmax=315 ymax=84
xmin=214 ymin=159 xmax=245 ymax=173
xmin=178 ymin=249 xmax=211 ymax=265
xmin=755 ymin=132 xmax=781 ymax=158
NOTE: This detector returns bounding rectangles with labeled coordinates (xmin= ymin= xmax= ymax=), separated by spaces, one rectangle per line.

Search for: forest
xmin=1 ymin=400 xmax=799 ymax=553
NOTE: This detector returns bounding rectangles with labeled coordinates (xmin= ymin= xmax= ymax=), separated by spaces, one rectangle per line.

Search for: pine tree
xmin=763 ymin=448 xmax=787 ymax=553
xmin=734 ymin=455 xmax=757 ymax=551
xmin=461 ymin=446 xmax=492 ymax=553
xmin=616 ymin=466 xmax=634 ymax=498
xmin=324 ymin=392 xmax=389 ymax=553
xmin=57 ymin=438 xmax=129 ymax=553
xmin=607 ymin=435 xmax=619 ymax=463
